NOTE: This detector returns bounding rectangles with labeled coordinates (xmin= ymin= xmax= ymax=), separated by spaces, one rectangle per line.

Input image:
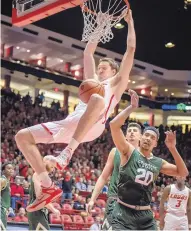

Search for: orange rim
xmin=81 ymin=0 xmax=130 ymax=19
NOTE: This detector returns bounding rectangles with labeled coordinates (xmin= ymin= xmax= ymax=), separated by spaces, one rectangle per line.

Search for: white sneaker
xmin=55 ymin=148 xmax=73 ymax=170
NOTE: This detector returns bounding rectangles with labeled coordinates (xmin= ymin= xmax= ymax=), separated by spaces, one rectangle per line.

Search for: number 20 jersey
xmin=166 ymin=184 xmax=189 ymax=216
xmin=118 ymin=149 xmax=163 ymax=206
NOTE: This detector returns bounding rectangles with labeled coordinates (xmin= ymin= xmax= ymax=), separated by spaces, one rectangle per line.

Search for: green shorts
xmin=101 ymin=198 xmax=117 ymax=230
xmin=28 ymin=209 xmax=50 ymax=230
xmin=1 ymin=207 xmax=7 ymax=229
xmin=111 ymin=202 xmax=157 ymax=230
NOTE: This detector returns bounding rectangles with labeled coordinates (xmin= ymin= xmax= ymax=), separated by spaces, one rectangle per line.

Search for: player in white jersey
xmin=159 ymin=176 xmax=191 ymax=230
xmin=15 ymin=10 xmax=136 ymax=212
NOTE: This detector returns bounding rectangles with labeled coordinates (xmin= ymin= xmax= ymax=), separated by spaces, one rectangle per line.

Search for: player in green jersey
xmin=28 ymin=157 xmax=61 ymax=230
xmin=109 ymin=89 xmax=189 ymax=230
xmin=0 ymin=163 xmax=14 ymax=229
xmin=87 ymin=91 xmax=141 ymax=230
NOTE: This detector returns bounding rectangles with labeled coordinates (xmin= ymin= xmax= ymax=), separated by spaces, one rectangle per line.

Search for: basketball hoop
xmin=81 ymin=0 xmax=130 ymax=43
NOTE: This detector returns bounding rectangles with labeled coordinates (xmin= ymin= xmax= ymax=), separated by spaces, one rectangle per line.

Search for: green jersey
xmin=108 ymin=148 xmax=120 ymax=198
xmin=118 ymin=149 xmax=163 ymax=206
xmin=1 ymin=175 xmax=10 ymax=209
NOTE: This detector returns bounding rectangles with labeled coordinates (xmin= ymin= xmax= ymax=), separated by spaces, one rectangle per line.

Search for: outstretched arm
xmin=159 ymin=185 xmax=170 ymax=230
xmin=83 ymin=41 xmax=98 ymax=80
xmin=87 ymin=148 xmax=116 ymax=213
xmin=111 ymin=10 xmax=136 ymax=101
xmin=160 ymin=131 xmax=188 ymax=177
xmin=110 ymin=90 xmax=139 ymax=164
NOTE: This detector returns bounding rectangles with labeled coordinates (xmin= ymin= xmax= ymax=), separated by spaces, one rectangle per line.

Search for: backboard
xmin=12 ymin=0 xmax=82 ymax=27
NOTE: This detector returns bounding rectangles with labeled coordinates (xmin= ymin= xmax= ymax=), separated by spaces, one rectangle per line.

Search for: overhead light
xmin=171 ymin=93 xmax=174 ymax=96
xmin=132 ymin=81 xmax=136 ymax=84
xmin=165 ymin=89 xmax=168 ymax=92
xmin=16 ymin=46 xmax=20 ymax=49
xmin=165 ymin=42 xmax=175 ymax=48
xmin=37 ymin=60 xmax=42 ymax=65
xmin=27 ymin=49 xmax=30 ymax=52
xmin=60 ymin=59 xmax=64 ymax=63
xmin=17 ymin=60 xmax=20 ymax=63
xmin=150 ymin=91 xmax=152 ymax=96
xmin=128 ymin=80 xmax=131 ymax=83
xmin=74 ymin=71 xmax=80 ymax=77
xmin=188 ymin=89 xmax=191 ymax=93
xmin=114 ymin=23 xmax=124 ymax=29
xmin=141 ymin=89 xmax=145 ymax=95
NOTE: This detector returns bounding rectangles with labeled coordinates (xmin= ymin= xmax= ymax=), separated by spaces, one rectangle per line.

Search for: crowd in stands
xmin=1 ymin=88 xmax=191 ymax=229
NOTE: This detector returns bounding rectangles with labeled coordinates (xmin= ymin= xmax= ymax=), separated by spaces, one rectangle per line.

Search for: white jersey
xmin=166 ymin=184 xmax=189 ymax=216
xmin=73 ymin=79 xmax=118 ymax=124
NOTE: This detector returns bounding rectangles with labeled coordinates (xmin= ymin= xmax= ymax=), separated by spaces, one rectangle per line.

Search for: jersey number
xmin=135 ymin=168 xmax=153 ymax=186
xmin=175 ymin=199 xmax=182 ymax=208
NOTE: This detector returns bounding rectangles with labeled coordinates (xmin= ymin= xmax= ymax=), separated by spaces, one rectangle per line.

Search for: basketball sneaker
xmin=54 ymin=147 xmax=72 ymax=170
xmin=44 ymin=148 xmax=72 ymax=170
xmin=26 ymin=183 xmax=62 ymax=212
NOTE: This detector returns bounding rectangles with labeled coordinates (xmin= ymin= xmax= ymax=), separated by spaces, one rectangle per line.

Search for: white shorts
xmin=28 ymin=110 xmax=106 ymax=144
xmin=164 ymin=213 xmax=188 ymax=230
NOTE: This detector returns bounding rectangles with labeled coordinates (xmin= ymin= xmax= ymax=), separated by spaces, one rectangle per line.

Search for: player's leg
xmin=28 ymin=210 xmax=50 ymax=230
xmin=15 ymin=127 xmax=62 ymax=212
xmin=55 ymin=94 xmax=105 ymax=168
xmin=15 ymin=128 xmax=51 ymax=186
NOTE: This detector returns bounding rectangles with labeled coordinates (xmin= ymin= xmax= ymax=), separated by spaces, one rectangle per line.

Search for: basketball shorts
xmin=102 ymin=197 xmax=117 ymax=230
xmin=28 ymin=209 xmax=49 ymax=230
xmin=1 ymin=207 xmax=7 ymax=229
xmin=111 ymin=202 xmax=157 ymax=230
xmin=164 ymin=213 xmax=188 ymax=230
xmin=28 ymin=110 xmax=105 ymax=144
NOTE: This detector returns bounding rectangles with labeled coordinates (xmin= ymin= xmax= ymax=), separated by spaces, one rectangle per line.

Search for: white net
xmin=81 ymin=0 xmax=129 ymax=43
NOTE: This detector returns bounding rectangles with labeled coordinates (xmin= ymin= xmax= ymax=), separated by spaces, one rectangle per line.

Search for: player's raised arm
xmin=110 ymin=90 xmax=138 ymax=159
xmin=83 ymin=40 xmax=98 ymax=80
xmin=87 ymin=148 xmax=116 ymax=213
xmin=160 ymin=131 xmax=188 ymax=177
xmin=159 ymin=185 xmax=170 ymax=230
xmin=187 ymin=190 xmax=191 ymax=230
xmin=110 ymin=10 xmax=136 ymax=101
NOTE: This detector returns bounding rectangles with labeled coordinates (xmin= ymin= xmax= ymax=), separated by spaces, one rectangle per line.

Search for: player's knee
xmin=15 ymin=128 xmax=34 ymax=145
xmin=89 ymin=94 xmax=105 ymax=110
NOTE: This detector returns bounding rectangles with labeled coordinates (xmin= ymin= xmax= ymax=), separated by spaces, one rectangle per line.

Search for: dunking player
xmin=28 ymin=157 xmax=61 ymax=229
xmin=159 ymin=176 xmax=191 ymax=230
xmin=0 ymin=163 xmax=14 ymax=229
xmin=87 ymin=90 xmax=141 ymax=229
xmin=109 ymin=96 xmax=188 ymax=230
xmin=15 ymin=10 xmax=136 ymax=211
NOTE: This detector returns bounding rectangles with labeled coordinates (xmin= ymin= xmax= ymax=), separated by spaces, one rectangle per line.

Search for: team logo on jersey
xmin=169 ymin=193 xmax=188 ymax=200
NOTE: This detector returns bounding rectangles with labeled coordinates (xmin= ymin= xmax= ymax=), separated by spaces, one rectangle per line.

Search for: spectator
xmin=87 ymin=180 xmax=94 ymax=192
xmin=73 ymin=196 xmax=86 ymax=210
xmin=11 ymin=179 xmax=25 ymax=210
xmin=14 ymin=207 xmax=28 ymax=222
xmin=61 ymin=171 xmax=74 ymax=203
xmin=19 ymin=159 xmax=28 ymax=178
xmin=75 ymin=177 xmax=87 ymax=191
xmin=89 ymin=216 xmax=101 ymax=231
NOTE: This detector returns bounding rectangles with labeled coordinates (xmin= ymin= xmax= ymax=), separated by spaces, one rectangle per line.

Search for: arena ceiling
xmin=2 ymin=0 xmax=191 ymax=70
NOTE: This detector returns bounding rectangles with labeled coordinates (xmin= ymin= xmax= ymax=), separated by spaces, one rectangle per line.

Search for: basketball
xmin=79 ymin=79 xmax=105 ymax=103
